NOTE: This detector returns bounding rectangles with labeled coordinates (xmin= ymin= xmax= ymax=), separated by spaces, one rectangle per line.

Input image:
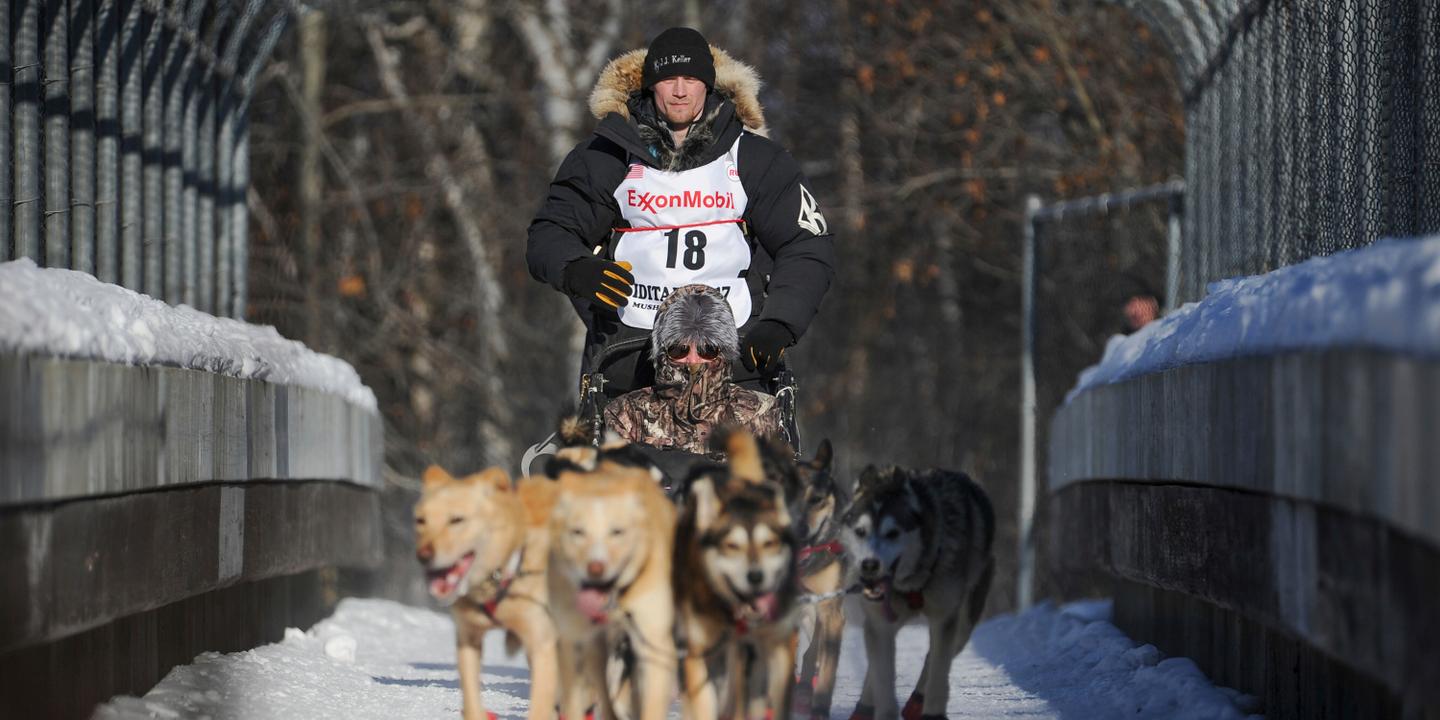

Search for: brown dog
xmin=792 ymin=440 xmax=851 ymax=720
xmin=415 ymin=465 xmax=560 ymax=720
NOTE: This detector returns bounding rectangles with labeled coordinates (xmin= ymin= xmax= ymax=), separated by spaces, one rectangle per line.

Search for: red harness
xmin=798 ymin=540 xmax=845 ymax=563
xmin=478 ymin=572 xmax=515 ymax=622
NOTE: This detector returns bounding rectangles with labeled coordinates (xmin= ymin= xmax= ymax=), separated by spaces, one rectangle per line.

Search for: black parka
xmin=526 ymin=47 xmax=836 ymax=394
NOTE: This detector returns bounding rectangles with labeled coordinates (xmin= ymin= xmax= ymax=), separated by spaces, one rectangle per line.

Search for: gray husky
xmin=839 ymin=466 xmax=995 ymax=720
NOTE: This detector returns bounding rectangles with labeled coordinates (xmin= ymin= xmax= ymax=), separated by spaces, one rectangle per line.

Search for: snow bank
xmin=0 ymin=258 xmax=376 ymax=411
xmin=1070 ymin=236 xmax=1440 ymax=401
xmin=95 ymin=597 xmax=1259 ymax=720
xmin=93 ymin=599 xmax=518 ymax=720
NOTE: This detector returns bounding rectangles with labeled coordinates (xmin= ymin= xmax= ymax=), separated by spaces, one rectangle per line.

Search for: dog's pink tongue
xmin=576 ymin=588 xmax=609 ymax=623
xmin=752 ymin=592 xmax=778 ymax=620
xmin=429 ymin=574 xmax=455 ymax=598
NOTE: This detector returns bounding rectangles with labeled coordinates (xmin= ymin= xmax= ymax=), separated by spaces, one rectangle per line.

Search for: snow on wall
xmin=1071 ymin=236 xmax=1440 ymax=401
xmin=0 ymin=258 xmax=377 ymax=412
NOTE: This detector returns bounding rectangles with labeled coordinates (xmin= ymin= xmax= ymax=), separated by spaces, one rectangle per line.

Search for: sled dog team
xmin=414 ymin=422 xmax=995 ymax=720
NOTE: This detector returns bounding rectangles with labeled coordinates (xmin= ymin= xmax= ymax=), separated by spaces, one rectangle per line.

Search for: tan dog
xmin=547 ymin=450 xmax=677 ymax=720
xmin=676 ymin=430 xmax=802 ymax=720
xmin=415 ymin=465 xmax=560 ymax=720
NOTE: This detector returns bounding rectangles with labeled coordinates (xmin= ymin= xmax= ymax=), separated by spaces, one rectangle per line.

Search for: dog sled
xmin=519 ymin=340 xmax=803 ymax=478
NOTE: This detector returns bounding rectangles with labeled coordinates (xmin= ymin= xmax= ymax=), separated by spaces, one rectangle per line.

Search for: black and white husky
xmin=839 ymin=466 xmax=995 ymax=720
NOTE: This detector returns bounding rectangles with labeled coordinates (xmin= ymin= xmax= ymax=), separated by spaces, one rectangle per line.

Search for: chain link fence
xmin=2 ymin=0 xmax=292 ymax=319
xmin=1117 ymin=0 xmax=1440 ymax=303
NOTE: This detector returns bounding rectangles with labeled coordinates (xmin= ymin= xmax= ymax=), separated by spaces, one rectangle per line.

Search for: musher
xmin=526 ymin=26 xmax=835 ymax=398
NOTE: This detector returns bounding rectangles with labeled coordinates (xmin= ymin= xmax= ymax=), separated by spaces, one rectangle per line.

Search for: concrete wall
xmin=1047 ymin=350 xmax=1440 ymax=719
xmin=0 ymin=353 xmax=385 ymax=718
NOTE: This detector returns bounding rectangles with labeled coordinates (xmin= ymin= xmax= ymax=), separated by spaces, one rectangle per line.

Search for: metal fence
xmin=1115 ymin=0 xmax=1440 ymax=303
xmin=1017 ymin=181 xmax=1184 ymax=608
xmin=3 ymin=0 xmax=291 ymax=319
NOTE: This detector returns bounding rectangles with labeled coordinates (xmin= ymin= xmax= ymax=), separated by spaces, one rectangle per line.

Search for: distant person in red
xmin=1124 ymin=294 xmax=1161 ymax=331
xmin=1117 ymin=275 xmax=1162 ymax=333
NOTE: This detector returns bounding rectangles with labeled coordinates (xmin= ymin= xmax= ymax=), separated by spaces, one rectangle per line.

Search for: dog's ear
xmin=724 ymin=430 xmax=764 ymax=485
xmin=856 ymin=465 xmax=885 ymax=491
xmin=457 ymin=467 xmax=509 ymax=492
xmin=422 ymin=465 xmax=453 ymax=488
xmin=810 ymin=439 xmax=834 ymax=471
xmin=690 ymin=477 xmax=721 ymax=531
xmin=557 ymin=415 xmax=594 ymax=447
xmin=477 ymin=466 xmax=513 ymax=492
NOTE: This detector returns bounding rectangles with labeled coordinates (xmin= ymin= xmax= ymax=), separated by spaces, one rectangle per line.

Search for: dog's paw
xmin=791 ymin=680 xmax=813 ymax=716
xmin=901 ymin=692 xmax=924 ymax=720
xmin=848 ymin=702 xmax=875 ymax=720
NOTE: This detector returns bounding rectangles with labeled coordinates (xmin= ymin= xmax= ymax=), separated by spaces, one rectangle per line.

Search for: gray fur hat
xmin=651 ymin=284 xmax=740 ymax=365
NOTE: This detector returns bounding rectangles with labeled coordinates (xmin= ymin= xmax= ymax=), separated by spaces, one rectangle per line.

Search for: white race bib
xmin=611 ymin=137 xmax=751 ymax=329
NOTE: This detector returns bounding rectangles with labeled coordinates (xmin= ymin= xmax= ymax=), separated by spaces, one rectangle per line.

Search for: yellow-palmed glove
xmin=562 ymin=259 xmax=634 ymax=310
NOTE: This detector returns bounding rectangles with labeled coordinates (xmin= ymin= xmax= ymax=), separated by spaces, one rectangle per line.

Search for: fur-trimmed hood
xmin=588 ymin=47 xmax=768 ymax=137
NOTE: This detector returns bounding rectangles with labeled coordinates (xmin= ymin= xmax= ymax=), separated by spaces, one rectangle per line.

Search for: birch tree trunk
xmin=509 ymin=0 xmax=624 ymax=384
xmin=299 ymin=10 xmax=327 ymax=349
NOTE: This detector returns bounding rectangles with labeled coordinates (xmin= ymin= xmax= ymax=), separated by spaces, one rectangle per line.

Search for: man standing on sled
xmin=526 ymin=27 xmax=835 ymax=398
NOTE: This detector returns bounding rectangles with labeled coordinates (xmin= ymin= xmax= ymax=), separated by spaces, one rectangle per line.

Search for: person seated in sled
xmin=525 ymin=26 xmax=835 ymax=399
xmin=605 ymin=284 xmax=782 ymax=458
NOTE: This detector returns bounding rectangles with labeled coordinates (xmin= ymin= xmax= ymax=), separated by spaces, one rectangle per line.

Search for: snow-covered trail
xmin=94 ymin=598 xmax=1260 ymax=720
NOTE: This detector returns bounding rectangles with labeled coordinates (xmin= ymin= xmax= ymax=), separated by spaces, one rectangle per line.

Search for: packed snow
xmin=1071 ymin=236 xmax=1440 ymax=400
xmin=0 ymin=258 xmax=376 ymax=411
xmin=93 ymin=597 xmax=1260 ymax=720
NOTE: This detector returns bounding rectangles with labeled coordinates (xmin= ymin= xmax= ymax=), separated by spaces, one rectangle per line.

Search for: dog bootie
xmin=901 ymin=692 xmax=925 ymax=720
xmin=848 ymin=702 xmax=875 ymax=720
xmin=792 ymin=680 xmax=813 ymax=716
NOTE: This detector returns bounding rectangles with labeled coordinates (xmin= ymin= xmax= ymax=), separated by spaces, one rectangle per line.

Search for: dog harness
xmin=611 ymin=136 xmax=751 ymax=330
xmin=473 ymin=547 xmax=524 ymax=623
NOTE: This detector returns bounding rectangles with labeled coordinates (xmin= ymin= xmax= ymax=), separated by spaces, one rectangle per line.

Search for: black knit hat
xmin=642 ymin=27 xmax=715 ymax=90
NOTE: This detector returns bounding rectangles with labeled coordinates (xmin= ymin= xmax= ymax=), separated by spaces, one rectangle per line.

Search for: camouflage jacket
xmin=604 ymin=381 xmax=782 ymax=456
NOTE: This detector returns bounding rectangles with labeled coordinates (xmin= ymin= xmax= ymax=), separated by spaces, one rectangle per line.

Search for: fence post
xmin=1018 ymin=193 xmax=1041 ymax=610
xmin=1 ymin=0 xmax=12 ymax=259
xmin=1165 ymin=187 xmax=1184 ymax=314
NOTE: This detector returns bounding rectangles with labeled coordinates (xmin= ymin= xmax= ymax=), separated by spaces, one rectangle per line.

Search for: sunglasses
xmin=664 ymin=343 xmax=722 ymax=361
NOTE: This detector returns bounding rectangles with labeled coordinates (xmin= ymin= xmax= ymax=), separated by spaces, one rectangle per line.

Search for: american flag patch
xmin=626 ymin=164 xmax=645 ymax=179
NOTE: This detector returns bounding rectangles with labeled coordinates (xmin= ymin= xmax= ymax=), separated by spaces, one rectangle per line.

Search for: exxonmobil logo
xmin=626 ymin=188 xmax=736 ymax=213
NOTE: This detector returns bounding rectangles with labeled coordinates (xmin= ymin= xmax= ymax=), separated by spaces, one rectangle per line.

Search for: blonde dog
xmin=547 ymin=445 xmax=677 ymax=720
xmin=415 ymin=465 xmax=559 ymax=720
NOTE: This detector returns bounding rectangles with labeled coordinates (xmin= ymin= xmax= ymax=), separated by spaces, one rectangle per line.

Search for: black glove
xmin=562 ymin=258 xmax=633 ymax=310
xmin=740 ymin=320 xmax=794 ymax=377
